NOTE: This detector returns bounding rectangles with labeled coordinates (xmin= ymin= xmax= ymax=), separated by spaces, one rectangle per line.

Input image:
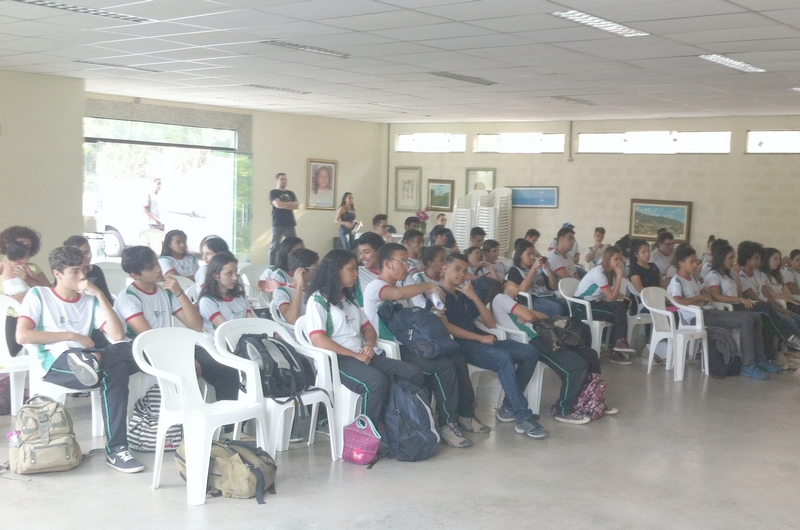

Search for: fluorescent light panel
xmin=14 ymin=0 xmax=151 ymax=23
xmin=551 ymin=96 xmax=597 ymax=106
xmin=429 ymin=71 xmax=496 ymax=86
xmin=552 ymin=10 xmax=648 ymax=37
xmin=791 ymin=88 xmax=800 ymax=92
xmin=245 ymin=84 xmax=310 ymax=95
xmin=261 ymin=40 xmax=350 ymax=58
xmin=699 ymin=54 xmax=765 ymax=73
xmin=75 ymin=60 xmax=162 ymax=73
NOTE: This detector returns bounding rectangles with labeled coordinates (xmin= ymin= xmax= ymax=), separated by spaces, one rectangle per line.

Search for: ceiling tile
xmin=370 ymin=22 xmax=493 ymax=41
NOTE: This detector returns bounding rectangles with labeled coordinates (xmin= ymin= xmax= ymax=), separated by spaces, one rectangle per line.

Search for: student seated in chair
xmin=439 ymin=253 xmax=547 ymax=440
xmin=306 ymin=249 xmax=424 ymax=428
xmin=364 ymin=243 xmax=489 ymax=448
xmin=469 ymin=227 xmax=486 ymax=249
xmin=546 ymin=226 xmax=583 ymax=286
xmin=115 ymin=246 xmax=241 ymax=403
xmin=354 ymin=231 xmax=385 ymax=306
xmin=270 ymin=248 xmax=319 ymax=328
xmin=508 ymin=239 xmax=567 ymax=318
xmin=401 ymin=229 xmax=424 ymax=273
xmin=16 ymin=246 xmax=143 ymax=473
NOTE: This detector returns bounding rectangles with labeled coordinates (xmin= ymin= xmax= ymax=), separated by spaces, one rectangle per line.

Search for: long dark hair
xmin=513 ymin=239 xmax=534 ymax=268
xmin=760 ymin=247 xmax=783 ymax=285
xmin=421 ymin=245 xmax=445 ymax=267
xmin=308 ymin=249 xmax=358 ymax=306
xmin=339 ymin=192 xmax=354 ymax=209
xmin=198 ymin=251 xmax=244 ymax=301
xmin=710 ymin=244 xmax=734 ymax=276
xmin=276 ymin=237 xmax=303 ymax=272
xmin=161 ymin=229 xmax=187 ymax=257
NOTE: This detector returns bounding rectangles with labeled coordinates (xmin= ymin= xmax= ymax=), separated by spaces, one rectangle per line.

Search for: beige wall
xmin=388 ymin=117 xmax=800 ymax=257
xmin=0 ymin=71 xmax=85 ymax=275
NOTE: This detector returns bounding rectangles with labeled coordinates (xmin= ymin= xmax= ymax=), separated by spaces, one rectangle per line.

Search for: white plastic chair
xmin=641 ymin=287 xmax=709 ymax=381
xmin=558 ymin=278 xmax=613 ymax=354
xmin=294 ymin=315 xmax=358 ymax=461
xmin=94 ymin=261 xmax=123 ymax=272
xmin=24 ymin=344 xmax=104 ymax=436
xmin=132 ymin=328 xmax=267 ymax=505
xmin=214 ymin=318 xmax=337 ymax=460
xmin=139 ymin=229 xmax=165 ymax=252
xmin=622 ymin=279 xmax=653 ymax=345
xmin=104 ymin=268 xmax=133 ymax=300
xmin=0 ymin=295 xmax=28 ymax=415
xmin=239 ymin=264 xmax=269 ymax=309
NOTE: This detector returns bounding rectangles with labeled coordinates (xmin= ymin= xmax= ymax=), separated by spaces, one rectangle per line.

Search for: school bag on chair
xmin=128 ymin=384 xmax=183 ymax=452
xmin=384 ymin=381 xmax=439 ymax=462
xmin=8 ymin=395 xmax=82 ymax=474
xmin=377 ymin=302 xmax=459 ymax=360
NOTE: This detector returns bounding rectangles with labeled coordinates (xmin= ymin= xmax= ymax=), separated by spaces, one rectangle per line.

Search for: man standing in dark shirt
xmin=269 ymin=172 xmax=299 ymax=265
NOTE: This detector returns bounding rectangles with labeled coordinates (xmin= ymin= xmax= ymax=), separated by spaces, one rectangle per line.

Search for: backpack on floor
xmin=175 ymin=439 xmax=276 ymax=504
xmin=378 ymin=303 xmax=459 ymax=360
xmin=706 ymin=326 xmax=742 ymax=378
xmin=233 ymin=333 xmax=316 ymax=410
xmin=127 ymin=384 xmax=183 ymax=452
xmin=8 ymin=395 xmax=82 ymax=474
xmin=574 ymin=373 xmax=607 ymax=420
xmin=384 ymin=381 xmax=439 ymax=462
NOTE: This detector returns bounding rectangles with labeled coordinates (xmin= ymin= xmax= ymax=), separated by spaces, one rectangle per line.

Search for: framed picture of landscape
xmin=629 ymin=199 xmax=693 ymax=243
xmin=428 ymin=179 xmax=454 ymax=212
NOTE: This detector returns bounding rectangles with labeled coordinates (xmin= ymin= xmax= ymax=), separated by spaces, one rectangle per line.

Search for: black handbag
xmin=531 ymin=317 xmax=584 ymax=351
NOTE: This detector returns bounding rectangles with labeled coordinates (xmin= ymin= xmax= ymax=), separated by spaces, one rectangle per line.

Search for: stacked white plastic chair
xmin=0 ymin=295 xmax=28 ymax=416
xmin=474 ymin=188 xmax=512 ymax=253
xmin=452 ymin=190 xmax=487 ymax=250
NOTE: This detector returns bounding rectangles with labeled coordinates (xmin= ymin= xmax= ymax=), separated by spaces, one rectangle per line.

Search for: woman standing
xmin=334 ymin=192 xmax=359 ymax=250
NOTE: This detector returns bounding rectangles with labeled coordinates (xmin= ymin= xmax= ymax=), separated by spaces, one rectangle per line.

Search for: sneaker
xmin=515 ymin=419 xmax=549 ymax=439
xmin=741 ymin=364 xmax=770 ymax=380
xmin=787 ymin=335 xmax=800 ymax=351
xmin=458 ymin=416 xmax=490 ymax=434
xmin=603 ymin=405 xmax=619 ymax=415
xmin=757 ymin=361 xmax=783 ymax=374
xmin=67 ymin=351 xmax=99 ymax=386
xmin=554 ymin=411 xmax=591 ymax=425
xmin=439 ymin=423 xmax=473 ymax=448
xmin=609 ymin=351 xmax=633 ymax=365
xmin=613 ymin=339 xmax=636 ymax=354
xmin=496 ymin=405 xmax=515 ymax=423
xmin=106 ymin=445 xmax=144 ymax=473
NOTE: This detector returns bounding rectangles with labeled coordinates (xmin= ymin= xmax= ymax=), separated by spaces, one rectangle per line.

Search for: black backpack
xmin=377 ymin=302 xmax=459 ymax=359
xmin=233 ymin=333 xmax=317 ymax=407
xmin=384 ymin=381 xmax=439 ymax=462
xmin=706 ymin=326 xmax=742 ymax=378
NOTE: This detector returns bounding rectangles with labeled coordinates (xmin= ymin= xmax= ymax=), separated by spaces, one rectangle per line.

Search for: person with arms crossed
xmin=269 ymin=172 xmax=299 ymax=265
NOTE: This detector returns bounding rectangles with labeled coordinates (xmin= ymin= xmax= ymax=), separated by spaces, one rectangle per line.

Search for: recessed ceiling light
xmin=245 ymin=84 xmax=311 ymax=95
xmin=429 ymin=71 xmax=496 ymax=86
xmin=370 ymin=102 xmax=421 ymax=112
xmin=550 ymin=96 xmax=597 ymax=106
xmin=261 ymin=40 xmax=350 ymax=58
xmin=699 ymin=54 xmax=765 ymax=73
xmin=552 ymin=10 xmax=648 ymax=37
xmin=14 ymin=0 xmax=152 ymax=23
xmin=792 ymin=88 xmax=800 ymax=92
xmin=75 ymin=60 xmax=162 ymax=73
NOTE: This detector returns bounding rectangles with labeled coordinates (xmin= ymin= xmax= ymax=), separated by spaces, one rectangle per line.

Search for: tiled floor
xmin=2 ymin=360 xmax=799 ymax=529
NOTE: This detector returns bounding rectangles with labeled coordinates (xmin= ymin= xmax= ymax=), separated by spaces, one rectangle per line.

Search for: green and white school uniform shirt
xmin=574 ymin=265 xmax=611 ymax=302
xmin=491 ymin=293 xmax=539 ymax=340
xmin=405 ymin=270 xmax=441 ymax=309
xmin=306 ymin=291 xmax=370 ymax=354
xmin=353 ymin=266 xmax=380 ymax=307
xmin=260 ymin=267 xmax=292 ymax=287
xmin=546 ymin=249 xmax=579 ymax=280
xmin=363 ymin=278 xmax=413 ymax=341
xmin=270 ymin=285 xmax=306 ymax=327
xmin=586 ymin=244 xmax=609 ymax=268
xmin=198 ymin=294 xmax=253 ymax=340
xmin=782 ymin=268 xmax=800 ymax=291
xmin=667 ymin=274 xmax=705 ymax=323
xmin=705 ymin=270 xmax=737 ymax=297
xmin=114 ymin=283 xmax=183 ymax=338
xmin=738 ymin=270 xmax=768 ymax=302
xmin=19 ymin=287 xmax=107 ymax=372
xmin=159 ymin=254 xmax=198 ymax=277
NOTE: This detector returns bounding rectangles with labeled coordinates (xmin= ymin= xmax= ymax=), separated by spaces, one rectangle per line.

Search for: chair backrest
xmin=621 ymin=278 xmax=645 ymax=315
xmin=132 ymin=328 xmax=211 ymax=413
xmin=641 ymin=287 xmax=675 ymax=333
xmin=268 ymin=298 xmax=295 ymax=334
xmin=239 ymin=264 xmax=269 ymax=308
xmin=0 ymin=295 xmax=23 ymax=362
xmin=94 ymin=261 xmax=123 ymax=272
xmin=214 ymin=318 xmax=295 ymax=356
xmin=294 ymin=315 xmax=313 ymax=347
xmin=104 ymin=268 xmax=133 ymax=299
xmin=558 ymin=277 xmax=580 ymax=298
xmin=139 ymin=229 xmax=165 ymax=252
xmin=172 ymin=275 xmax=195 ymax=292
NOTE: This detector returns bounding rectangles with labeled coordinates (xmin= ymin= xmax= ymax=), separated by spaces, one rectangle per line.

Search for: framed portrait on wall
xmin=629 ymin=199 xmax=693 ymax=242
xmin=307 ymin=159 xmax=337 ymax=210
xmin=508 ymin=186 xmax=559 ymax=208
xmin=466 ymin=168 xmax=496 ymax=195
xmin=428 ymin=179 xmax=454 ymax=212
xmin=395 ymin=166 xmax=422 ymax=212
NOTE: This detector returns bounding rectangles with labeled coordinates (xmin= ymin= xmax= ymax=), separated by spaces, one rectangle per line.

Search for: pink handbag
xmin=342 ymin=414 xmax=381 ymax=466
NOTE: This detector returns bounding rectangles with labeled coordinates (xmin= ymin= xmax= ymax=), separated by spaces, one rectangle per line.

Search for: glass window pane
xmin=84 ymin=117 xmax=236 ymax=149
xmin=747 ymin=131 xmax=800 ymax=153
xmin=395 ymin=133 xmax=466 ymax=152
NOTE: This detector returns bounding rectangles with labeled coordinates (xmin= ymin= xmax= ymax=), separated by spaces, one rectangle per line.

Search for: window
xmin=395 ymin=133 xmax=466 ymax=153
xmin=746 ymin=131 xmax=800 ymax=153
xmin=474 ymin=133 xmax=565 ymax=153
xmin=84 ymin=117 xmax=237 ymax=149
xmin=577 ymin=131 xmax=730 ymax=154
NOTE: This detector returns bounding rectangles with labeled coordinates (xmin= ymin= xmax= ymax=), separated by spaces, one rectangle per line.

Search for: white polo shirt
xmin=363 ymin=279 xmax=413 ymax=341
xmin=198 ymin=294 xmax=253 ymax=340
xmin=114 ymin=283 xmax=182 ymax=338
xmin=705 ymin=270 xmax=737 ymax=297
xmin=651 ymin=249 xmax=673 ymax=276
xmin=159 ymin=254 xmax=198 ymax=277
xmin=739 ymin=270 xmax=768 ymax=302
xmin=19 ymin=287 xmax=107 ymax=372
xmin=574 ymin=265 xmax=611 ymax=302
xmin=491 ymin=292 xmax=538 ymax=340
xmin=306 ymin=291 xmax=370 ymax=354
xmin=546 ymin=249 xmax=579 ymax=280
xmin=668 ymin=274 xmax=705 ymax=322
xmin=782 ymin=268 xmax=800 ymax=290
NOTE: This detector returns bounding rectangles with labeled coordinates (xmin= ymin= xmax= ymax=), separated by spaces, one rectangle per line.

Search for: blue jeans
xmin=531 ymin=296 xmax=567 ymax=317
xmin=339 ymin=226 xmax=355 ymax=250
xmin=455 ymin=338 xmax=538 ymax=423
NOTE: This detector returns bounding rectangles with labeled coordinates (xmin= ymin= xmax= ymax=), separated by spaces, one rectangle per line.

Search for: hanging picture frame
xmin=395 ymin=166 xmax=422 ymax=212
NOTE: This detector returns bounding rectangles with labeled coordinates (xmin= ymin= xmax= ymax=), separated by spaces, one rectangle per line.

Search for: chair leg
xmin=701 ymin=336 xmax=710 ymax=375
xmin=90 ymin=390 xmax=104 ymax=437
xmin=183 ymin=424 xmax=214 ymax=506
xmin=323 ymin=402 xmax=338 ymax=462
xmin=674 ymin=337 xmax=687 ymax=382
xmin=275 ymin=405 xmax=294 ymax=453
xmin=151 ymin=421 xmax=171 ymax=489
xmin=10 ymin=371 xmax=26 ymax=416
xmin=525 ymin=363 xmax=545 ymax=416
xmin=307 ymin=402 xmax=320 ymax=446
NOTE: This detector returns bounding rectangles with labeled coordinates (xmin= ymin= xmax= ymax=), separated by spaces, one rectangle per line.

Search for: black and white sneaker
xmin=106 ymin=445 xmax=144 ymax=473
xmin=67 ymin=351 xmax=99 ymax=386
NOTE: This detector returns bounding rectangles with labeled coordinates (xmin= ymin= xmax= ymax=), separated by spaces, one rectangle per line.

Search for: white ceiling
xmin=3 ymin=0 xmax=800 ymax=122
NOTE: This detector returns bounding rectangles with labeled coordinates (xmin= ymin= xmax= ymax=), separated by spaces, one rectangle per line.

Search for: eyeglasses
xmin=389 ymin=258 xmax=411 ymax=268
